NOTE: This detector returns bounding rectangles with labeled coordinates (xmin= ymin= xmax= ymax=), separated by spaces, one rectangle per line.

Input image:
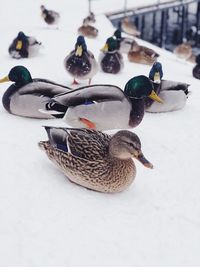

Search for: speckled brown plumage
xmin=39 ymin=128 xmax=153 ymax=193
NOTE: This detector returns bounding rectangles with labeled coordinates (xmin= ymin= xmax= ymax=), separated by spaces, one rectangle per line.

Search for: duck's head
xmin=0 ymin=66 xmax=32 ymax=86
xmin=114 ymin=29 xmax=122 ymax=40
xmin=124 ymin=75 xmax=163 ymax=103
xmin=196 ymin=54 xmax=200 ymax=65
xmin=17 ymin=31 xmax=26 ymax=39
xmin=40 ymin=5 xmax=45 ymax=11
xmin=75 ymin=35 xmax=87 ymax=56
xmin=101 ymin=37 xmax=118 ymax=52
xmin=149 ymin=62 xmax=163 ymax=83
xmin=109 ymin=130 xmax=153 ymax=168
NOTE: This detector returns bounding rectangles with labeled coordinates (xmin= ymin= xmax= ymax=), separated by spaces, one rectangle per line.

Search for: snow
xmin=0 ymin=0 xmax=200 ymax=267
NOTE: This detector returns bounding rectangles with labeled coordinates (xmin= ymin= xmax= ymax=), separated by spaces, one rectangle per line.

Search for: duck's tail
xmin=39 ymin=100 xmax=68 ymax=118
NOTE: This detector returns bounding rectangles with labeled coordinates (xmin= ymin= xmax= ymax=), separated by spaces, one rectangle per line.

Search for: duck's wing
xmin=160 ymin=80 xmax=190 ymax=95
xmin=51 ymin=84 xmax=125 ymax=106
xmin=44 ymin=126 xmax=111 ymax=161
xmin=19 ymin=79 xmax=71 ymax=98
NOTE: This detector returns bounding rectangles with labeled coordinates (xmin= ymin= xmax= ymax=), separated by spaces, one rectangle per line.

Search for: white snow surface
xmin=0 ymin=0 xmax=200 ymax=267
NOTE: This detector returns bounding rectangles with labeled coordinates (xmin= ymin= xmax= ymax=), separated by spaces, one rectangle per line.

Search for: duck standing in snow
xmin=0 ymin=66 xmax=71 ymax=118
xmin=99 ymin=37 xmax=124 ymax=74
xmin=146 ymin=62 xmax=190 ymax=112
xmin=8 ymin=31 xmax=42 ymax=59
xmin=41 ymin=75 xmax=163 ymax=130
xmin=192 ymin=54 xmax=200 ymax=79
xmin=113 ymin=28 xmax=138 ymax=54
xmin=40 ymin=5 xmax=60 ymax=27
xmin=39 ymin=127 xmax=153 ymax=193
xmin=64 ymin=35 xmax=98 ymax=85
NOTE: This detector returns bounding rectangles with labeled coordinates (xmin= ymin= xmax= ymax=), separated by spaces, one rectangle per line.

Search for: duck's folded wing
xmin=44 ymin=127 xmax=111 ymax=161
xmin=19 ymin=79 xmax=71 ymax=97
xmin=52 ymin=84 xmax=125 ymax=107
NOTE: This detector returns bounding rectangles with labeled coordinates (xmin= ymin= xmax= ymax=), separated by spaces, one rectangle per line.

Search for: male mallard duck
xmin=78 ymin=23 xmax=98 ymax=38
xmin=83 ymin=12 xmax=96 ymax=24
xmin=0 ymin=66 xmax=71 ymax=118
xmin=173 ymin=42 xmax=192 ymax=60
xmin=40 ymin=5 xmax=60 ymax=26
xmin=128 ymin=43 xmax=159 ymax=65
xmin=42 ymin=75 xmax=163 ymax=130
xmin=39 ymin=127 xmax=153 ymax=193
xmin=192 ymin=54 xmax=200 ymax=79
xmin=121 ymin=17 xmax=140 ymax=37
xmin=146 ymin=62 xmax=190 ymax=112
xmin=99 ymin=37 xmax=124 ymax=74
xmin=113 ymin=29 xmax=138 ymax=54
xmin=64 ymin=35 xmax=98 ymax=85
xmin=8 ymin=31 xmax=42 ymax=59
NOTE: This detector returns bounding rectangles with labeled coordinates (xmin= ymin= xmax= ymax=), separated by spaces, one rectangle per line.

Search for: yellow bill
xmin=149 ymin=90 xmax=163 ymax=103
xmin=75 ymin=45 xmax=83 ymax=57
xmin=16 ymin=40 xmax=22 ymax=50
xmin=100 ymin=43 xmax=108 ymax=52
xmin=0 ymin=76 xmax=10 ymax=83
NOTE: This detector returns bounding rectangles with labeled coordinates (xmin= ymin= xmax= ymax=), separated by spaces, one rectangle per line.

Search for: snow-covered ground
xmin=0 ymin=0 xmax=200 ymax=266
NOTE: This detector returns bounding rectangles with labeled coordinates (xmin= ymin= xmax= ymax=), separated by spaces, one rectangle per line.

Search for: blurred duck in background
xmin=40 ymin=5 xmax=60 ymax=27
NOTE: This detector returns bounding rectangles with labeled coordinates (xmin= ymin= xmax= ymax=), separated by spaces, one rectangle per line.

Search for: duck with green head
xmin=0 ymin=66 xmax=71 ymax=118
xmin=64 ymin=35 xmax=98 ymax=85
xmin=39 ymin=127 xmax=153 ymax=193
xmin=113 ymin=29 xmax=138 ymax=54
xmin=99 ymin=37 xmax=124 ymax=74
xmin=41 ymin=75 xmax=163 ymax=130
xmin=146 ymin=62 xmax=190 ymax=112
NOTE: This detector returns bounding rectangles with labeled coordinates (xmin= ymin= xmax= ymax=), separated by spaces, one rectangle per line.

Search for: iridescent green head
xmin=101 ymin=37 xmax=118 ymax=52
xmin=124 ymin=75 xmax=163 ymax=102
xmin=114 ymin=29 xmax=122 ymax=39
xmin=0 ymin=66 xmax=32 ymax=86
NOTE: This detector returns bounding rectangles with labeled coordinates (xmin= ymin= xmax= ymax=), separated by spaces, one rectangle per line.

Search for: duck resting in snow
xmin=8 ymin=31 xmax=42 ymax=59
xmin=0 ymin=66 xmax=71 ymax=118
xmin=39 ymin=127 xmax=153 ymax=193
xmin=41 ymin=75 xmax=163 ymax=131
xmin=146 ymin=62 xmax=190 ymax=112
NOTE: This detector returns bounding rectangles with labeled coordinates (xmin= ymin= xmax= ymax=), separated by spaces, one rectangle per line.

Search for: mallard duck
xmin=128 ymin=43 xmax=159 ymax=65
xmin=173 ymin=43 xmax=192 ymax=60
xmin=78 ymin=23 xmax=98 ymax=38
xmin=113 ymin=29 xmax=138 ymax=54
xmin=39 ymin=127 xmax=153 ymax=193
xmin=40 ymin=5 xmax=60 ymax=26
xmin=121 ymin=17 xmax=140 ymax=37
xmin=83 ymin=12 xmax=96 ymax=24
xmin=0 ymin=66 xmax=71 ymax=118
xmin=8 ymin=31 xmax=42 ymax=59
xmin=192 ymin=54 xmax=200 ymax=79
xmin=99 ymin=37 xmax=124 ymax=74
xmin=64 ymin=35 xmax=98 ymax=85
xmin=42 ymin=75 xmax=163 ymax=130
xmin=146 ymin=62 xmax=190 ymax=112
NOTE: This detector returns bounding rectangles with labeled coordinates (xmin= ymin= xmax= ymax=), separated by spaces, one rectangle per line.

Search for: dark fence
xmin=107 ymin=0 xmax=200 ymax=53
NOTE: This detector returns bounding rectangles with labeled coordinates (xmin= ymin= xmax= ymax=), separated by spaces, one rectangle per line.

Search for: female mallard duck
xmin=42 ymin=75 xmax=163 ymax=130
xmin=173 ymin=42 xmax=192 ymax=60
xmin=128 ymin=42 xmax=159 ymax=65
xmin=146 ymin=62 xmax=190 ymax=112
xmin=39 ymin=127 xmax=153 ymax=193
xmin=64 ymin=35 xmax=98 ymax=85
xmin=0 ymin=66 xmax=71 ymax=118
xmin=99 ymin=37 xmax=124 ymax=74
xmin=8 ymin=31 xmax=42 ymax=59
xmin=78 ymin=23 xmax=98 ymax=38
xmin=192 ymin=54 xmax=200 ymax=79
xmin=121 ymin=17 xmax=140 ymax=37
xmin=40 ymin=5 xmax=60 ymax=26
xmin=113 ymin=29 xmax=138 ymax=54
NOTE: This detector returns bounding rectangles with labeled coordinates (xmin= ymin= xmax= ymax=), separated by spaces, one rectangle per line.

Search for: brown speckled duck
xmin=128 ymin=43 xmax=159 ymax=65
xmin=78 ymin=23 xmax=98 ymax=38
xmin=39 ymin=127 xmax=153 ymax=193
xmin=173 ymin=42 xmax=192 ymax=60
